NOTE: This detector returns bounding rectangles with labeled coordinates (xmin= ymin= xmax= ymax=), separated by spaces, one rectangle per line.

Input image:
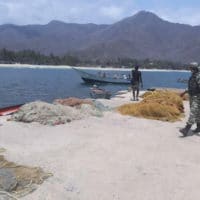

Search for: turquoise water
xmin=0 ymin=67 xmax=190 ymax=107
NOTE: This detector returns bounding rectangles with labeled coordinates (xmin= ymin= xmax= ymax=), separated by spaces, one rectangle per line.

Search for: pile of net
xmin=11 ymin=100 xmax=103 ymax=125
xmin=173 ymin=89 xmax=189 ymax=101
xmin=118 ymin=90 xmax=184 ymax=122
xmin=54 ymin=97 xmax=93 ymax=107
xmin=0 ymin=155 xmax=52 ymax=199
xmin=146 ymin=88 xmax=189 ymax=101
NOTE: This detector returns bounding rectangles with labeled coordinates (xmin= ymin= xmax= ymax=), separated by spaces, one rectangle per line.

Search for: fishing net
xmin=54 ymin=97 xmax=93 ymax=107
xmin=0 ymin=154 xmax=52 ymax=199
xmin=141 ymin=90 xmax=184 ymax=112
xmin=144 ymin=88 xmax=189 ymax=101
xmin=118 ymin=90 xmax=184 ymax=122
xmin=11 ymin=101 xmax=103 ymax=125
xmin=0 ymin=149 xmax=6 ymax=154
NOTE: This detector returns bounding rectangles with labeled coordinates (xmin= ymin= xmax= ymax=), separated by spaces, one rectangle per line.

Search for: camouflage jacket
xmin=188 ymin=72 xmax=200 ymax=95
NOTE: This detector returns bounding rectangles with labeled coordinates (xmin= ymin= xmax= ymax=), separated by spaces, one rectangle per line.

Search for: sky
xmin=0 ymin=0 xmax=200 ymax=26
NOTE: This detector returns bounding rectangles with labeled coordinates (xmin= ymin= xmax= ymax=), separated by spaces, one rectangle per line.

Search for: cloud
xmin=100 ymin=6 xmax=124 ymax=20
xmin=0 ymin=0 xmax=137 ymax=25
xmin=152 ymin=7 xmax=200 ymax=26
xmin=0 ymin=0 xmax=199 ymax=26
xmin=0 ymin=0 xmax=51 ymax=24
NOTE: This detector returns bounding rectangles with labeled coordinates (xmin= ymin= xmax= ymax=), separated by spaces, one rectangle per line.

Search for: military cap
xmin=190 ymin=65 xmax=198 ymax=70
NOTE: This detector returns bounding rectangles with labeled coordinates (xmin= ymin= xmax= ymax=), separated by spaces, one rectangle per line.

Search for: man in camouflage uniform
xmin=179 ymin=65 xmax=200 ymax=137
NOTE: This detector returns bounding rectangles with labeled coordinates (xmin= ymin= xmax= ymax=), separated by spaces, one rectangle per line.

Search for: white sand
xmin=0 ymin=91 xmax=200 ymax=200
xmin=0 ymin=63 xmax=189 ymax=72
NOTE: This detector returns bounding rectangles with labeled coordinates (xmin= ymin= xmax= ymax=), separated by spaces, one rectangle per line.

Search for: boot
xmin=179 ymin=124 xmax=192 ymax=137
xmin=193 ymin=123 xmax=200 ymax=133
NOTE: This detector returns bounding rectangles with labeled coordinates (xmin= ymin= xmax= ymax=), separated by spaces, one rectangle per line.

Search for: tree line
xmin=0 ymin=49 xmax=79 ymax=66
xmin=0 ymin=48 xmax=189 ymax=70
xmin=88 ymin=58 xmax=188 ymax=70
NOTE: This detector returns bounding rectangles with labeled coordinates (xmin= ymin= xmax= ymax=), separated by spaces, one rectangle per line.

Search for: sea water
xmin=0 ymin=67 xmax=190 ymax=107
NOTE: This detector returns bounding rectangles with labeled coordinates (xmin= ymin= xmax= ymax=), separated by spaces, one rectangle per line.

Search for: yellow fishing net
xmin=0 ymin=153 xmax=52 ymax=199
xmin=118 ymin=90 xmax=184 ymax=122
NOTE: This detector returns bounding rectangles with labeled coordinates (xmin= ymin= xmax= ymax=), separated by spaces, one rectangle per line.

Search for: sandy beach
xmin=0 ymin=63 xmax=189 ymax=72
xmin=1 ymin=91 xmax=200 ymax=200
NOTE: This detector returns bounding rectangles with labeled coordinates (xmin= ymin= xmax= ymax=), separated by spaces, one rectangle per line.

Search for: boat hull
xmin=0 ymin=104 xmax=23 ymax=116
xmin=73 ymin=67 xmax=131 ymax=84
xmin=82 ymin=77 xmax=130 ymax=84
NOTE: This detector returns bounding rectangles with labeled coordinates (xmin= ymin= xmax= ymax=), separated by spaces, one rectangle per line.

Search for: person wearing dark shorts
xmin=131 ymin=65 xmax=143 ymax=101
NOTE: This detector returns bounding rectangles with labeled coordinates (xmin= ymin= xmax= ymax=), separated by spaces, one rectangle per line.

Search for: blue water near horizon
xmin=0 ymin=67 xmax=190 ymax=108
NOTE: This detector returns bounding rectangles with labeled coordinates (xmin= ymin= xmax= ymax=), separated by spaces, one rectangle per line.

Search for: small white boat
xmin=90 ymin=85 xmax=111 ymax=99
xmin=177 ymin=78 xmax=188 ymax=84
xmin=73 ymin=67 xmax=131 ymax=84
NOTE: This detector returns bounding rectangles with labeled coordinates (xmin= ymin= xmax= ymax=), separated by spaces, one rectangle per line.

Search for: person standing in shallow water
xmin=131 ymin=65 xmax=143 ymax=101
xmin=179 ymin=65 xmax=200 ymax=137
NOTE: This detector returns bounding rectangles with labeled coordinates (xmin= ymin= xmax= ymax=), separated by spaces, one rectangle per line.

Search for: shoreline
xmin=0 ymin=63 xmax=190 ymax=72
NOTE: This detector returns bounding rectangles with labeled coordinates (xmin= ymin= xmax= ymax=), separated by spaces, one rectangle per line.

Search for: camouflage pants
xmin=187 ymin=94 xmax=200 ymax=125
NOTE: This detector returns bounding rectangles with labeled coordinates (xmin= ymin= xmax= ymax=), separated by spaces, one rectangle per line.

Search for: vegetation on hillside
xmin=0 ymin=48 xmax=79 ymax=66
xmin=0 ymin=48 xmax=189 ymax=70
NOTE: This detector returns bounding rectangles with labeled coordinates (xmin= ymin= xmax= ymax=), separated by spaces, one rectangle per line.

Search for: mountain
xmin=0 ymin=21 xmax=108 ymax=55
xmin=0 ymin=10 xmax=200 ymax=63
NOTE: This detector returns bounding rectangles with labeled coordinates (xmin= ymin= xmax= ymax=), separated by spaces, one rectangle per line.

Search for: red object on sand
xmin=0 ymin=104 xmax=23 ymax=116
